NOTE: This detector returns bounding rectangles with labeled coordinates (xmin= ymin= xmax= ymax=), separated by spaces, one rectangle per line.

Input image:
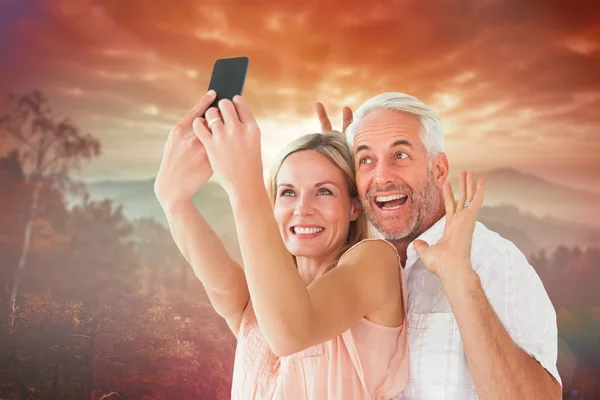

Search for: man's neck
xmin=389 ymin=209 xmax=446 ymax=267
xmin=389 ymin=239 xmax=412 ymax=267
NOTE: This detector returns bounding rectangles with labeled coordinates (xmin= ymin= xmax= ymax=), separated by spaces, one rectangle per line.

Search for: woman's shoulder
xmin=338 ymin=238 xmax=401 ymax=267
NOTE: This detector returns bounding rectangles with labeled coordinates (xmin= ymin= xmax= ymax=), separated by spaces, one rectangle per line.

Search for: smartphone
xmin=207 ymin=57 xmax=249 ymax=109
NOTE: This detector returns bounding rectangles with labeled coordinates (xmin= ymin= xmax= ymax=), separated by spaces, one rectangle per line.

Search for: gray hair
xmin=345 ymin=92 xmax=444 ymax=158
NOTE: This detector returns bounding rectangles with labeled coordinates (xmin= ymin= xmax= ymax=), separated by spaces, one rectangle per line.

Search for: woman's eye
xmin=318 ymin=188 xmax=332 ymax=195
xmin=395 ymin=152 xmax=408 ymax=160
xmin=280 ymin=189 xmax=295 ymax=197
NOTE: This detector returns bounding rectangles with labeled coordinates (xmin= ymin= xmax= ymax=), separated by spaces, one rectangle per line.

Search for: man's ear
xmin=350 ymin=198 xmax=362 ymax=221
xmin=432 ymin=152 xmax=450 ymax=188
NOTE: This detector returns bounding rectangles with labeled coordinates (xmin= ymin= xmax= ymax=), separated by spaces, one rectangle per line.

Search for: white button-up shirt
xmin=392 ymin=216 xmax=561 ymax=399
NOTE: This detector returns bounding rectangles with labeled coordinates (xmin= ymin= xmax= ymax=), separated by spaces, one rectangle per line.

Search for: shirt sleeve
xmin=476 ymin=239 xmax=562 ymax=387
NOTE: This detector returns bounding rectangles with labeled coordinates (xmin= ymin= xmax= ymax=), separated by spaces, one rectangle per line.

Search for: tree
xmin=38 ymin=197 xmax=142 ymax=308
xmin=0 ymin=91 xmax=101 ymax=328
xmin=0 ymin=91 xmax=237 ymax=400
xmin=531 ymin=246 xmax=600 ymax=399
xmin=130 ymin=218 xmax=190 ymax=296
xmin=0 ymin=150 xmax=70 ymax=316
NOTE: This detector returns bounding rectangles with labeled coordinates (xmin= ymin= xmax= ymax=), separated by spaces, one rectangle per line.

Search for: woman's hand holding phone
xmin=154 ymin=90 xmax=216 ymax=210
xmin=192 ymin=96 xmax=263 ymax=201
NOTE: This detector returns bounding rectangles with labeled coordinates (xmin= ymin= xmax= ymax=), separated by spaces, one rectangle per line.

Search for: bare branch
xmin=99 ymin=391 xmax=122 ymax=400
xmin=70 ymin=334 xmax=93 ymax=340
xmin=101 ymin=355 xmax=122 ymax=360
xmin=1 ymin=119 xmax=36 ymax=151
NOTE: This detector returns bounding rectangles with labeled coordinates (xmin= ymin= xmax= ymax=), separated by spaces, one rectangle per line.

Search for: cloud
xmin=0 ymin=0 xmax=598 ymax=189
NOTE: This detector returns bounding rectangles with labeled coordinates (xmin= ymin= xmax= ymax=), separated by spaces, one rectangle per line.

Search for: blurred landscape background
xmin=1 ymin=0 xmax=599 ymax=399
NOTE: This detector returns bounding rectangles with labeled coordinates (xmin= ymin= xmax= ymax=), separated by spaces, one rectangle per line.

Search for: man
xmin=316 ymin=93 xmax=562 ymax=399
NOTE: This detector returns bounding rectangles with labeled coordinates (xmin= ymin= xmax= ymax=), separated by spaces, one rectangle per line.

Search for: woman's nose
xmin=293 ymin=196 xmax=314 ymax=216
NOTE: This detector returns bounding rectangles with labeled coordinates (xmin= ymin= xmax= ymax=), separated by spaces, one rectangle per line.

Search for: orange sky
xmin=1 ymin=0 xmax=599 ymax=192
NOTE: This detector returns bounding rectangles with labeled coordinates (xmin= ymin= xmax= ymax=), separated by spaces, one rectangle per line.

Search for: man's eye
xmin=318 ymin=188 xmax=332 ymax=195
xmin=359 ymin=157 xmax=372 ymax=164
xmin=395 ymin=152 xmax=408 ymax=160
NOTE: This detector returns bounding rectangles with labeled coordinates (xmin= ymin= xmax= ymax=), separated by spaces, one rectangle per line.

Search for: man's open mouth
xmin=374 ymin=194 xmax=408 ymax=210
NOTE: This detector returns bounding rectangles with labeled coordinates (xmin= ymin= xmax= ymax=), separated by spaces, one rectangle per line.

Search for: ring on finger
xmin=207 ymin=117 xmax=223 ymax=129
xmin=464 ymin=201 xmax=472 ymax=207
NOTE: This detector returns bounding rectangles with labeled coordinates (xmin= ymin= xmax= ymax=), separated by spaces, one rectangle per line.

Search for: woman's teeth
xmin=293 ymin=227 xmax=324 ymax=235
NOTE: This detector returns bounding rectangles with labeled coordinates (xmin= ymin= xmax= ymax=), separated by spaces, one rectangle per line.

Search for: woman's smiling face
xmin=273 ymin=150 xmax=360 ymax=260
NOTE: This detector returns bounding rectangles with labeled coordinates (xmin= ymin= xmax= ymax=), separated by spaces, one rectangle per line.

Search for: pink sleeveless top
xmin=230 ymin=239 xmax=409 ymax=399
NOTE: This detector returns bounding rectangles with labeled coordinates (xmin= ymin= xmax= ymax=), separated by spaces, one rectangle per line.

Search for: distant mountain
xmin=450 ymin=168 xmax=600 ymax=228
xmin=477 ymin=204 xmax=600 ymax=257
xmin=80 ymin=170 xmax=600 ymax=263
xmin=79 ymin=178 xmax=242 ymax=263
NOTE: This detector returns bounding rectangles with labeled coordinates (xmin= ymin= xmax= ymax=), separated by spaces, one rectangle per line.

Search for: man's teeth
xmin=375 ymin=194 xmax=407 ymax=202
xmin=293 ymin=227 xmax=324 ymax=235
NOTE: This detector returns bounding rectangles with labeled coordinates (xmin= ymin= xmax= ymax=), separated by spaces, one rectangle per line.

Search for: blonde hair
xmin=266 ymin=132 xmax=368 ymax=267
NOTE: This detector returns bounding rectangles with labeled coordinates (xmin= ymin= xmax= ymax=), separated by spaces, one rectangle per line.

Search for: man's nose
xmin=373 ymin=161 xmax=394 ymax=187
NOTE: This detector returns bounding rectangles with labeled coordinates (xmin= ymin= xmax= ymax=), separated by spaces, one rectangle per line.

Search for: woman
xmin=154 ymin=90 xmax=407 ymax=399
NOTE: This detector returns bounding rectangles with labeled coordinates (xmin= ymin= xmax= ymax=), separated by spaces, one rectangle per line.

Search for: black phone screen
xmin=207 ymin=57 xmax=249 ymax=109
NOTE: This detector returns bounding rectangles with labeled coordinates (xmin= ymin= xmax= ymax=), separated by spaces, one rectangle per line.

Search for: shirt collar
xmin=405 ymin=216 xmax=446 ymax=270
